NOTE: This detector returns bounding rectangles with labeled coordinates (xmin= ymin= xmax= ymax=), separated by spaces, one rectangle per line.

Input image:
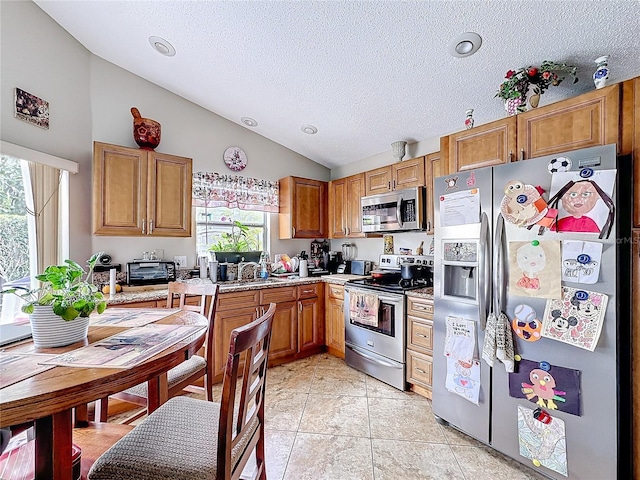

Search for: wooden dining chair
xmin=97 ymin=282 xmax=219 ymax=423
xmin=87 ymin=303 xmax=276 ymax=480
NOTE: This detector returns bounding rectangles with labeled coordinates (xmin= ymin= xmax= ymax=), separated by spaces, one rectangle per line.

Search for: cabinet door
xmin=325 ymin=293 xmax=345 ymax=358
xmin=517 ymin=84 xmax=620 ymax=161
xmin=298 ymin=296 xmax=324 ymax=354
xmin=345 ymin=173 xmax=365 ymax=237
xmin=279 ymin=177 xmax=328 ymax=238
xmin=633 ymin=229 xmax=640 ymax=476
xmin=365 ymin=166 xmax=392 ymax=196
xmin=328 ymin=178 xmax=346 ymax=238
xmin=147 ymin=152 xmax=192 ymax=237
xmin=267 ymin=301 xmax=298 ymax=362
xmin=392 ymin=156 xmax=425 ymax=190
xmin=425 ymin=150 xmax=447 ymax=234
xmin=213 ymin=306 xmax=258 ymax=377
xmin=93 ymin=142 xmax=147 ymax=235
xmin=406 ymin=349 xmax=433 ymax=392
xmin=448 ymin=117 xmax=517 ymax=172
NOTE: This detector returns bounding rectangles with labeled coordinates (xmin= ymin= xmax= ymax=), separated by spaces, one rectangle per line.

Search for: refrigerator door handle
xmin=478 ymin=212 xmax=491 ymax=330
xmin=493 ymin=213 xmax=506 ymax=312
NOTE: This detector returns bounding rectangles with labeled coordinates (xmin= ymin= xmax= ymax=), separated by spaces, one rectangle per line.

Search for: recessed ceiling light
xmin=448 ymin=32 xmax=482 ymax=58
xmin=148 ymin=36 xmax=176 ymax=57
xmin=241 ymin=117 xmax=258 ymax=127
xmin=301 ymin=125 xmax=318 ymax=135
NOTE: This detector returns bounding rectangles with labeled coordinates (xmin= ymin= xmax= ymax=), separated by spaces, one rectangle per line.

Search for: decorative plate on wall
xmin=223 ymin=147 xmax=247 ymax=172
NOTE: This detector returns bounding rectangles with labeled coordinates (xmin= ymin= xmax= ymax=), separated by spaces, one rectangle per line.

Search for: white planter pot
xmin=29 ymin=305 xmax=90 ymax=348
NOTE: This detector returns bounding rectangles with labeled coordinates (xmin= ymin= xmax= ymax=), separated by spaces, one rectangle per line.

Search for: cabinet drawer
xmin=260 ymin=286 xmax=297 ymax=304
xmin=408 ymin=317 xmax=433 ymax=353
xmin=297 ymin=283 xmax=321 ymax=299
xmin=407 ymin=350 xmax=433 ymax=389
xmin=327 ymin=285 xmax=344 ymax=300
xmin=407 ymin=296 xmax=433 ymax=319
xmin=217 ymin=290 xmax=260 ymax=311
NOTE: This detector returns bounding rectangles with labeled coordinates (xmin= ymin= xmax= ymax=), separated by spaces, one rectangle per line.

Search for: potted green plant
xmin=0 ymin=252 xmax=107 ymax=347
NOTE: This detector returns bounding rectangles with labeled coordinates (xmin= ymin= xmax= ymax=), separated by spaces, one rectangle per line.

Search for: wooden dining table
xmin=0 ymin=308 xmax=208 ymax=480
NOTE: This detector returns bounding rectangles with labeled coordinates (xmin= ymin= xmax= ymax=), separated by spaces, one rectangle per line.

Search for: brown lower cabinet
xmin=325 ymin=284 xmax=345 ymax=358
xmin=405 ymin=295 xmax=434 ymax=399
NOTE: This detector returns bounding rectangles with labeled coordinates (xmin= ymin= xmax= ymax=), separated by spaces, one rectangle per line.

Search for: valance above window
xmin=192 ymin=172 xmax=279 ymax=213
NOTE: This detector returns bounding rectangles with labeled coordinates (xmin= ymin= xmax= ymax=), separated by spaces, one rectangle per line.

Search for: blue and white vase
xmin=593 ymin=55 xmax=610 ymax=90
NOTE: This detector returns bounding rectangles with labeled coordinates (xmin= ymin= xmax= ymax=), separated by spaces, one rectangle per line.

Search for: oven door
xmin=344 ymin=287 xmax=405 ymax=363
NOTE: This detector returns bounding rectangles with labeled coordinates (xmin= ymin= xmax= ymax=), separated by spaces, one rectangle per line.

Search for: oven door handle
xmin=346 ymin=344 xmax=402 ymax=369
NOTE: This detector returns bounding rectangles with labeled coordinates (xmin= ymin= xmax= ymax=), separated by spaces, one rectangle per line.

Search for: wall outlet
xmin=174 ymin=256 xmax=187 ymax=268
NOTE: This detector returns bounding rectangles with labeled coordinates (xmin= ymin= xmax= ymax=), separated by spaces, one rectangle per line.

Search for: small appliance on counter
xmin=349 ymin=259 xmax=373 ymax=276
xmin=126 ymin=260 xmax=176 ymax=286
xmin=325 ymin=251 xmax=343 ymax=274
xmin=337 ymin=242 xmax=357 ymax=273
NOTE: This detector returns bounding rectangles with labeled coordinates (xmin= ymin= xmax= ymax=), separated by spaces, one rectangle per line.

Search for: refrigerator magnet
xmin=508 ymin=240 xmax=562 ymax=299
xmin=541 ymin=287 xmax=608 ymax=351
xmin=517 ymin=405 xmax=568 ymax=476
xmin=500 ymin=180 xmax=549 ymax=227
xmin=547 ymin=169 xmax=617 ymax=239
xmin=561 ymin=240 xmax=603 ymax=284
xmin=509 ymin=358 xmax=582 ymax=416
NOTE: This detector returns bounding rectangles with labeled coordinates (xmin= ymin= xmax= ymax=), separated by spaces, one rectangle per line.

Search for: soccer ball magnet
xmin=547 ymin=157 xmax=572 ymax=174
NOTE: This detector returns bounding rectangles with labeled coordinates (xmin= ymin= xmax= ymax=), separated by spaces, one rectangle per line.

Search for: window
xmin=195 ymin=206 xmax=267 ymax=256
xmin=0 ymin=142 xmax=74 ymax=324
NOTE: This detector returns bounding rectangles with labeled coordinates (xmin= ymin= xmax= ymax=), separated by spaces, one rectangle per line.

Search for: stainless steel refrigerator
xmin=432 ymin=144 xmax=631 ymax=479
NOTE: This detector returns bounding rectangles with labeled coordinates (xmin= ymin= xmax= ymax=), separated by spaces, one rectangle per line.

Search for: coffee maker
xmin=325 ymin=251 xmax=343 ymax=274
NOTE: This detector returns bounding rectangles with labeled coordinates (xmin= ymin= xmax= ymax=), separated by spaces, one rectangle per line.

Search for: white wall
xmin=1 ymin=1 xmax=331 ymax=270
xmin=0 ymin=0 xmax=93 ymax=263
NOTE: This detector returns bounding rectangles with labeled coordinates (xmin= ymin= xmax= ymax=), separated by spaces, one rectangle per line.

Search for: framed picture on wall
xmin=14 ymin=87 xmax=49 ymax=129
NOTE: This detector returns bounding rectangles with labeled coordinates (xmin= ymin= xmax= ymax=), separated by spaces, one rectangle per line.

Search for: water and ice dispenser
xmin=441 ymin=241 xmax=479 ymax=303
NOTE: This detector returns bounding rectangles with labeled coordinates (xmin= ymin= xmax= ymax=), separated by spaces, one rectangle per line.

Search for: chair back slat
xmin=166 ymin=282 xmax=219 ymax=371
xmin=217 ymin=303 xmax=275 ymax=480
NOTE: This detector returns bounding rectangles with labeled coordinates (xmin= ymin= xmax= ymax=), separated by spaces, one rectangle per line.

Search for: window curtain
xmin=192 ymin=172 xmax=279 ymax=213
xmin=28 ymin=162 xmax=61 ymax=273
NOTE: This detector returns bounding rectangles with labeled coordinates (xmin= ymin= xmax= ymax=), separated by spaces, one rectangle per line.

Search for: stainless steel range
xmin=344 ymin=254 xmax=433 ymax=390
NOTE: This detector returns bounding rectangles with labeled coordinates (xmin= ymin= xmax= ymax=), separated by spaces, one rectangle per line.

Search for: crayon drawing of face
xmin=561 ymin=182 xmax=599 ymax=218
xmin=517 ymin=243 xmax=546 ymax=274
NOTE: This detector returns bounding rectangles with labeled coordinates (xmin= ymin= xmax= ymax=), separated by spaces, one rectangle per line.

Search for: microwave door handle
xmin=478 ymin=212 xmax=491 ymax=331
xmin=396 ymin=196 xmax=403 ymax=228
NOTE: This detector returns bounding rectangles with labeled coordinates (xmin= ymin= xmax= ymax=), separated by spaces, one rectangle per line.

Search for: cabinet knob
xmin=416 ymin=368 xmax=427 ymax=374
xmin=519 ymin=148 xmax=525 ymax=161
xmin=149 ymin=219 xmax=153 ymax=235
xmin=298 ymin=303 xmax=302 ymax=312
xmin=142 ymin=219 xmax=146 ymax=235
xmin=292 ymin=226 xmax=296 ymax=237
xmin=508 ymin=150 xmax=513 ymax=162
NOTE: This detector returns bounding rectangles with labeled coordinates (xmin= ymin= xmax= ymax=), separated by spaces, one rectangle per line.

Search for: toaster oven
xmin=126 ymin=261 xmax=176 ymax=286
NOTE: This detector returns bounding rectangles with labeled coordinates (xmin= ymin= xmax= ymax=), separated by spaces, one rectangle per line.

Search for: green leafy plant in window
xmin=0 ymin=252 xmax=107 ymax=321
xmin=208 ymin=220 xmax=260 ymax=252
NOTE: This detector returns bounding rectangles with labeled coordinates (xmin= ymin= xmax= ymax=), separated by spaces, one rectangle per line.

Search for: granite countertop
xmin=106 ymin=275 xmax=339 ymax=305
xmin=405 ymin=287 xmax=434 ymax=300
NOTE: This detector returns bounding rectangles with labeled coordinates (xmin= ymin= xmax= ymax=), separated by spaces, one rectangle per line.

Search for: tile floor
xmin=207 ymin=353 xmax=546 ymax=480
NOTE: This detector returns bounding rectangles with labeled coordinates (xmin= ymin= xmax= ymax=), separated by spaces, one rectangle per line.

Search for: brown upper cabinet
xmin=425 ymin=141 xmax=449 ymax=234
xmin=364 ymin=156 xmax=425 ymax=196
xmin=448 ymin=117 xmax=517 ymax=173
xmin=328 ymin=173 xmax=365 ymax=238
xmin=279 ymin=176 xmax=328 ymax=239
xmin=447 ymin=84 xmax=620 ymax=173
xmin=93 ymin=142 xmax=192 ymax=237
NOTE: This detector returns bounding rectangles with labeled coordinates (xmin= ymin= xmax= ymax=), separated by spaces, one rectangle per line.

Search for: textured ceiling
xmin=35 ymin=1 xmax=640 ymax=169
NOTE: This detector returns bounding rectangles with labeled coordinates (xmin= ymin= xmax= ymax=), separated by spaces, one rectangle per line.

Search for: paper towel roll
xmin=109 ymin=268 xmax=116 ymax=299
xmin=199 ymin=256 xmax=208 ymax=279
xmin=299 ymin=259 xmax=308 ymax=278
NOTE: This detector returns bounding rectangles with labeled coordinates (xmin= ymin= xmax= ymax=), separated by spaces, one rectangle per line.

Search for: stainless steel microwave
xmin=126 ymin=261 xmax=176 ymax=286
xmin=361 ymin=186 xmax=427 ymax=232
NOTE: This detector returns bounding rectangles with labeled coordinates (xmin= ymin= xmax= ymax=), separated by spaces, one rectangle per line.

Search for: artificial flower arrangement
xmin=496 ymin=61 xmax=578 ymax=114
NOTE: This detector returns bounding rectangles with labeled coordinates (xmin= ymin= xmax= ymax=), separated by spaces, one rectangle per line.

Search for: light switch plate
xmin=174 ymin=256 xmax=187 ymax=268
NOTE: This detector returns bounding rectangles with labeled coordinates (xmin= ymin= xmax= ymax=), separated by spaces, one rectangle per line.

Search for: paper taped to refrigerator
xmin=508 ymin=240 xmax=562 ymax=299
xmin=517 ymin=405 xmax=568 ymax=477
xmin=438 ymin=189 xmax=480 ymax=227
xmin=541 ymin=287 xmax=608 ymax=351
xmin=444 ymin=316 xmax=476 ymax=364
xmin=445 ymin=357 xmax=481 ymax=405
xmin=561 ymin=240 xmax=602 ymax=284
